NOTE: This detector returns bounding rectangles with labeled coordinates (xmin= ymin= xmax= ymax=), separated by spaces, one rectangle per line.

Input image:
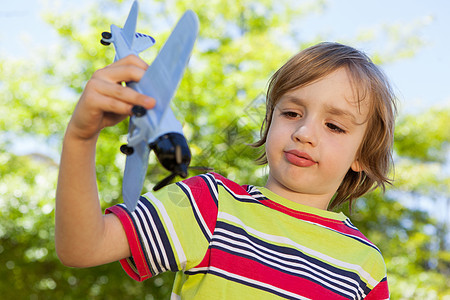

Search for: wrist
xmin=63 ymin=126 xmax=100 ymax=148
xmin=64 ymin=119 xmax=100 ymax=143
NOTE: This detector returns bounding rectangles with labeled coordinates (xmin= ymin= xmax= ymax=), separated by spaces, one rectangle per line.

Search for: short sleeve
xmin=106 ymin=173 xmax=219 ymax=281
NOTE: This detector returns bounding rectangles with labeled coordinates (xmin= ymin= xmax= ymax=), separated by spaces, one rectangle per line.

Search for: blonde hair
xmin=253 ymin=42 xmax=397 ymax=210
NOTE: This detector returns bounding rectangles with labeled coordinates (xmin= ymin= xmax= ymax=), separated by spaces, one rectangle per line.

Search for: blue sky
xmin=296 ymin=0 xmax=450 ymax=114
xmin=1 ymin=0 xmax=449 ymax=114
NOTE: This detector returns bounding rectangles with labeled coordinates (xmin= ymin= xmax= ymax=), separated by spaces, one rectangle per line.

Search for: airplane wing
xmin=138 ymin=10 xmax=199 ymax=133
xmin=122 ymin=10 xmax=199 ymax=211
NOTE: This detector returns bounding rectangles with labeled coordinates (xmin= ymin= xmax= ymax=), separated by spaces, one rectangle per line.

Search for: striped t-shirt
xmin=106 ymin=172 xmax=389 ymax=299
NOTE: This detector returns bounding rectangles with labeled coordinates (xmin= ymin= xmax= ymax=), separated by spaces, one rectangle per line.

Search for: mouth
xmin=284 ymin=150 xmax=317 ymax=167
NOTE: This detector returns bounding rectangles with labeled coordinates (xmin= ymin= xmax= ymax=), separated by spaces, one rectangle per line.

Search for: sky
xmin=0 ymin=0 xmax=449 ymax=221
xmin=297 ymin=0 xmax=450 ymax=114
xmin=1 ymin=0 xmax=449 ymax=114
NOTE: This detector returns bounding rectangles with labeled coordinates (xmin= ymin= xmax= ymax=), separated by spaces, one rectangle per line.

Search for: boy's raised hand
xmin=56 ymin=55 xmax=156 ymax=267
xmin=67 ymin=55 xmax=155 ymax=140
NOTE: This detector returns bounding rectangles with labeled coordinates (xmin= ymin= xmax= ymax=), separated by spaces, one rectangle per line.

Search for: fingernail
xmin=145 ymin=97 xmax=155 ymax=106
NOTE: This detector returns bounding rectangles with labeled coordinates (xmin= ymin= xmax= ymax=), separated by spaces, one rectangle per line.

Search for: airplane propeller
xmin=153 ymin=173 xmax=177 ymax=191
xmin=153 ymin=166 xmax=214 ymax=191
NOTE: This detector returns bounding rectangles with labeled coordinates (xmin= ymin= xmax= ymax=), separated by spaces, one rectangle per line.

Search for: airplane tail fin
xmin=123 ymin=1 xmax=138 ymax=47
xmin=121 ymin=1 xmax=155 ymax=54
xmin=133 ymin=33 xmax=156 ymax=53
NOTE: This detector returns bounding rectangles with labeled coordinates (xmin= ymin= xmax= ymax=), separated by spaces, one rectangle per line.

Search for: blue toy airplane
xmin=100 ymin=0 xmax=199 ymax=211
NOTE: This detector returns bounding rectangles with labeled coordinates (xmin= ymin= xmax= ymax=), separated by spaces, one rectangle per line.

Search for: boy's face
xmin=265 ymin=67 xmax=369 ymax=209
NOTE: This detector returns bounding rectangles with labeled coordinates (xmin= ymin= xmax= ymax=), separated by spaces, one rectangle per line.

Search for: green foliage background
xmin=0 ymin=0 xmax=449 ymax=298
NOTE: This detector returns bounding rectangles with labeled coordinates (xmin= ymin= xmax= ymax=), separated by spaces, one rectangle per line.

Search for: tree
xmin=0 ymin=0 xmax=448 ymax=298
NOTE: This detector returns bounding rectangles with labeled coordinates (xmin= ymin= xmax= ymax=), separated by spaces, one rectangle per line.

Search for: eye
xmin=326 ymin=122 xmax=346 ymax=133
xmin=281 ymin=111 xmax=301 ymax=119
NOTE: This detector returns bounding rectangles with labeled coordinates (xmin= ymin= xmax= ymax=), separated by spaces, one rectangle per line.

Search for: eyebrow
xmin=281 ymin=95 xmax=304 ymax=106
xmin=323 ymin=104 xmax=360 ymax=125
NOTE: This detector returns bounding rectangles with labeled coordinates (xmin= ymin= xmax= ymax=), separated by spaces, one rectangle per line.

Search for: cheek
xmin=265 ymin=128 xmax=275 ymax=157
xmin=266 ymin=116 xmax=287 ymax=141
xmin=265 ymin=124 xmax=281 ymax=161
xmin=332 ymin=135 xmax=365 ymax=168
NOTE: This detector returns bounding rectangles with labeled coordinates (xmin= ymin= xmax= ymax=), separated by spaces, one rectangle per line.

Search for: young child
xmin=56 ymin=42 xmax=396 ymax=299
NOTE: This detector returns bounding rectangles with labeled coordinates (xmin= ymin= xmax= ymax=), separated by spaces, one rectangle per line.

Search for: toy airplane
xmin=100 ymin=0 xmax=199 ymax=211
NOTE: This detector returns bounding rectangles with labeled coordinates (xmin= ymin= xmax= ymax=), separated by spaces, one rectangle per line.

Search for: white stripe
xmin=189 ymin=262 xmax=363 ymax=299
xmin=135 ymin=202 xmax=170 ymax=272
xmin=188 ymin=266 xmax=209 ymax=273
xmin=216 ymin=179 xmax=259 ymax=202
xmin=202 ymin=174 xmax=219 ymax=202
xmin=178 ymin=181 xmax=212 ymax=239
xmin=212 ymin=238 xmax=362 ymax=299
xmin=170 ymin=292 xmax=181 ymax=300
xmin=214 ymin=230 xmax=365 ymax=298
xmin=145 ymin=192 xmax=187 ymax=270
xmin=302 ymin=219 xmax=379 ymax=252
xmin=189 ymin=231 xmax=364 ymax=298
xmin=247 ymin=185 xmax=267 ymax=199
xmin=209 ymin=266 xmax=311 ymax=300
xmin=219 ymin=211 xmax=379 ymax=287
xmin=344 ymin=219 xmax=363 ymax=233
xmin=344 ymin=219 xmax=358 ymax=229
xmin=129 ymin=205 xmax=160 ymax=273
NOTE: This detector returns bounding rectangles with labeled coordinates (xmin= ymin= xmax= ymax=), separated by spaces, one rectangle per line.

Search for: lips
xmin=284 ymin=150 xmax=317 ymax=167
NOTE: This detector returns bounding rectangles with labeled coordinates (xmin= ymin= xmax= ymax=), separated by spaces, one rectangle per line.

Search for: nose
xmin=292 ymin=117 xmax=318 ymax=146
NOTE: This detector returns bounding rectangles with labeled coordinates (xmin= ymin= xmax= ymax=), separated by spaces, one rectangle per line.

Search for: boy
xmin=56 ymin=42 xmax=396 ymax=299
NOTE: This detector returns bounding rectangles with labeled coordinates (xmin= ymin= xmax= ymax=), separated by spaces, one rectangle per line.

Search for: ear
xmin=351 ymin=160 xmax=363 ymax=172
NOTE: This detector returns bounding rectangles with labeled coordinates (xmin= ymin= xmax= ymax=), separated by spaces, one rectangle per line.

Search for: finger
xmin=92 ymin=91 xmax=135 ymax=117
xmin=90 ymin=77 xmax=155 ymax=110
xmin=102 ymin=112 xmax=130 ymax=128
xmin=69 ymin=91 xmax=131 ymax=139
xmin=93 ymin=64 xmax=148 ymax=85
xmin=114 ymin=54 xmax=149 ymax=70
xmin=94 ymin=55 xmax=149 ymax=83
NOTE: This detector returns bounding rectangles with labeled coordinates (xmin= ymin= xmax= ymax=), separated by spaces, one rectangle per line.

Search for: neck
xmin=265 ymin=177 xmax=333 ymax=210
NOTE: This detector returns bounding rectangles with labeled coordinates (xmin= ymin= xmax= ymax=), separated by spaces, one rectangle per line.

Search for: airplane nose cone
xmin=150 ymin=132 xmax=191 ymax=176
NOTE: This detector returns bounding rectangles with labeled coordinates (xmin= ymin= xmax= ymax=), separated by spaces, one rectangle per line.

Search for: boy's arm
xmin=55 ymin=55 xmax=155 ymax=267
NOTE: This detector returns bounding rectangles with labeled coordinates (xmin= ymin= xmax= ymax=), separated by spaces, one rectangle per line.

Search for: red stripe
xmin=213 ymin=173 xmax=372 ymax=245
xmin=210 ymin=248 xmax=348 ymax=299
xmin=365 ymin=278 xmax=389 ymax=300
xmin=182 ymin=175 xmax=219 ymax=235
xmin=106 ymin=206 xmax=152 ymax=282
xmin=260 ymin=199 xmax=372 ymax=243
xmin=212 ymin=172 xmax=250 ymax=196
xmin=214 ymin=173 xmax=372 ymax=245
xmin=195 ymin=248 xmax=213 ymax=269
